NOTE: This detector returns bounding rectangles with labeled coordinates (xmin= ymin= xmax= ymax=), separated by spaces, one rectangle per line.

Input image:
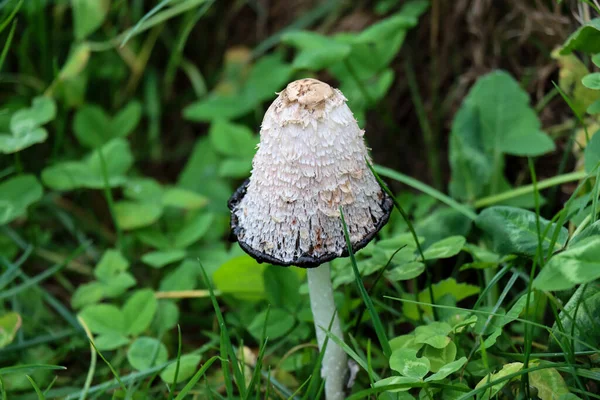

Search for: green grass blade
xmin=340 ymin=206 xmax=391 ymax=358
xmin=26 ymin=376 xmax=46 ymax=400
xmin=0 ymin=364 xmax=66 ymax=376
xmin=374 ymin=164 xmax=477 ymax=220
xmin=167 ymin=325 xmax=183 ymax=400
xmin=174 ymin=356 xmax=221 ymax=400
xmin=0 ymin=19 xmax=17 ymax=72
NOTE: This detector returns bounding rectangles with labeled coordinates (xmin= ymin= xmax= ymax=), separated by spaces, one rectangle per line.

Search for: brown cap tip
xmin=282 ymin=78 xmax=334 ymax=107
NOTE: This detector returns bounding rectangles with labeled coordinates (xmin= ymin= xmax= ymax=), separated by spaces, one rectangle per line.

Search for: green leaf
xmin=79 ymin=304 xmax=125 ymax=335
xmin=159 ymin=354 xmax=201 ymax=384
xmin=552 ymin=285 xmax=600 ymax=351
xmin=389 ymin=334 xmax=423 ymax=353
xmin=534 ymin=237 xmax=600 ymax=291
xmin=114 ymin=201 xmax=163 ymax=230
xmin=209 ymin=120 xmax=257 ymax=157
xmin=123 ymin=289 xmax=157 ymax=336
xmin=94 ymin=249 xmax=129 ymax=280
xmin=263 ymin=266 xmax=302 ymax=312
xmin=389 ymin=348 xmax=430 ymax=379
xmin=584 ymin=129 xmax=600 ymax=173
xmin=72 ymin=0 xmax=110 ymax=40
xmin=159 ymin=260 xmax=198 ymax=292
xmin=561 ymin=18 xmax=600 ymax=55
xmin=282 ymin=31 xmax=351 ymax=70
xmin=373 ymin=376 xmax=421 ymax=393
xmin=0 ymin=97 xmax=56 ymax=154
xmin=385 ymin=261 xmax=425 ymax=281
xmin=218 ymin=158 xmax=252 ymax=178
xmin=173 ymin=212 xmax=214 ymax=248
xmin=127 ymin=337 xmax=168 ymax=370
xmin=213 ymin=256 xmax=266 ymax=300
xmin=475 ymin=362 xmax=523 ymax=400
xmin=582 ymin=72 xmax=600 ymax=90
xmin=422 ymin=341 xmax=457 ymax=373
xmin=0 ymin=312 xmax=21 ymax=349
xmin=422 ymin=236 xmax=465 ymax=259
xmin=94 ymin=332 xmax=130 ymax=351
xmin=587 ymin=98 xmax=600 ymax=114
xmin=529 ymin=368 xmax=570 ymax=400
xmin=424 ymin=357 xmax=467 ymax=382
xmin=247 ymin=308 xmax=295 ymax=340
xmin=73 ymin=102 xmax=141 ymax=149
xmin=123 ymin=178 xmax=163 ymax=202
xmin=183 ymin=93 xmax=255 ymax=122
xmin=151 ymin=300 xmax=179 ymax=333
xmin=141 ymin=250 xmax=187 ymax=269
xmin=414 ymin=322 xmax=452 ymax=349
xmin=0 ymin=174 xmax=43 ymax=224
xmin=41 ymin=138 xmax=133 ymax=190
xmin=162 ymin=188 xmax=209 ymax=210
xmin=570 ymin=220 xmax=600 ymax=246
xmin=476 ymin=206 xmax=568 ymax=256
xmin=449 ymin=71 xmax=554 ymax=201
xmin=71 ymin=282 xmax=104 ymax=309
xmin=403 ymin=278 xmax=480 ymax=320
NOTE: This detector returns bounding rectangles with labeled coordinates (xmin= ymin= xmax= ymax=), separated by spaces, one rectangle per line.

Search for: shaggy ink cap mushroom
xmin=229 ymin=78 xmax=393 ymax=268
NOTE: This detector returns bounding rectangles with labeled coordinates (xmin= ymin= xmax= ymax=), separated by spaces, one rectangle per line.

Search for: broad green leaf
xmin=71 ymin=282 xmax=104 ymax=309
xmin=72 ymin=0 xmax=110 ymax=40
xmin=141 ymin=250 xmax=187 ymax=269
xmin=570 ymin=220 xmax=600 ymax=246
xmin=173 ymin=212 xmax=214 ymax=248
xmin=159 ymin=260 xmax=198 ymax=292
xmin=354 ymin=13 xmax=417 ymax=44
xmin=422 ymin=341 xmax=457 ymax=373
xmin=264 ymin=266 xmax=302 ymax=312
xmin=94 ymin=332 xmax=130 ymax=351
xmin=159 ymin=354 xmax=201 ymax=383
xmin=373 ymin=376 xmax=421 ymax=393
xmin=403 ymin=278 xmax=480 ymax=320
xmin=422 ymin=236 xmax=465 ymax=259
xmin=162 ymin=188 xmax=209 ymax=210
xmin=123 ymin=289 xmax=157 ymax=336
xmin=243 ymin=53 xmax=293 ymax=103
xmin=114 ymin=201 xmax=162 ymax=230
xmin=0 ymin=175 xmax=43 ymax=224
xmin=218 ymin=157 xmax=252 ymax=178
xmin=560 ymin=18 xmax=600 ymax=55
xmin=385 ymin=261 xmax=424 ymax=281
xmin=127 ymin=337 xmax=168 ymax=370
xmin=529 ymin=368 xmax=570 ymax=400
xmin=123 ymin=178 xmax=163 ymax=202
xmin=552 ymin=285 xmax=600 ymax=352
xmin=476 ymin=206 xmax=568 ymax=256
xmin=584 ymin=129 xmax=600 ymax=173
xmin=0 ymin=312 xmax=21 ymax=348
xmin=79 ymin=304 xmax=125 ymax=335
xmin=94 ymin=249 xmax=129 ymax=280
xmin=389 ymin=334 xmax=424 ymax=353
xmin=73 ymin=102 xmax=141 ymax=149
xmin=209 ymin=120 xmax=257 ymax=158
xmin=0 ymin=97 xmax=56 ymax=154
xmin=449 ymin=71 xmax=554 ymax=201
xmin=534 ymin=237 xmax=600 ymax=291
xmin=424 ymin=357 xmax=467 ymax=382
xmin=151 ymin=300 xmax=179 ymax=333
xmin=41 ymin=138 xmax=133 ymax=190
xmin=247 ymin=308 xmax=295 ymax=340
xmin=414 ymin=322 xmax=452 ymax=349
xmin=475 ymin=362 xmax=523 ymax=400
xmin=213 ymin=256 xmax=266 ymax=300
xmin=582 ymin=72 xmax=600 ymax=90
xmin=100 ymin=273 xmax=136 ymax=298
xmin=183 ymin=93 xmax=255 ymax=122
xmin=282 ymin=31 xmax=351 ymax=70
xmin=389 ymin=348 xmax=430 ymax=379
xmin=588 ymin=98 xmax=600 ymax=114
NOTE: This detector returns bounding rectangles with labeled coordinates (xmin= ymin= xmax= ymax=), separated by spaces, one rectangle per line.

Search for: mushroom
xmin=229 ymin=78 xmax=392 ymax=400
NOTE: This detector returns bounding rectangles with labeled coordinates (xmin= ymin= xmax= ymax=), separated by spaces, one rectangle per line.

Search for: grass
xmin=1 ymin=0 xmax=600 ymax=399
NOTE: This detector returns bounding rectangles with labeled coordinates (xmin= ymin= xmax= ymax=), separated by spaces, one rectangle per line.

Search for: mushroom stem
xmin=307 ymin=263 xmax=348 ymax=400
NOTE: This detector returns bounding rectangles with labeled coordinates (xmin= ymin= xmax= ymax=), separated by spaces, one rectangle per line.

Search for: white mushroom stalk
xmin=229 ymin=79 xmax=392 ymax=400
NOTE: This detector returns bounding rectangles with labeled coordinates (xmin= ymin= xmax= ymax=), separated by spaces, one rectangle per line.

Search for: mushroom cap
xmin=229 ymin=78 xmax=393 ymax=268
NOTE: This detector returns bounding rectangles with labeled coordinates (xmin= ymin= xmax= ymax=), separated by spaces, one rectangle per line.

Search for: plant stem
xmin=473 ymin=171 xmax=587 ymax=208
xmin=307 ymin=264 xmax=347 ymax=400
xmin=97 ymin=149 xmax=123 ymax=250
